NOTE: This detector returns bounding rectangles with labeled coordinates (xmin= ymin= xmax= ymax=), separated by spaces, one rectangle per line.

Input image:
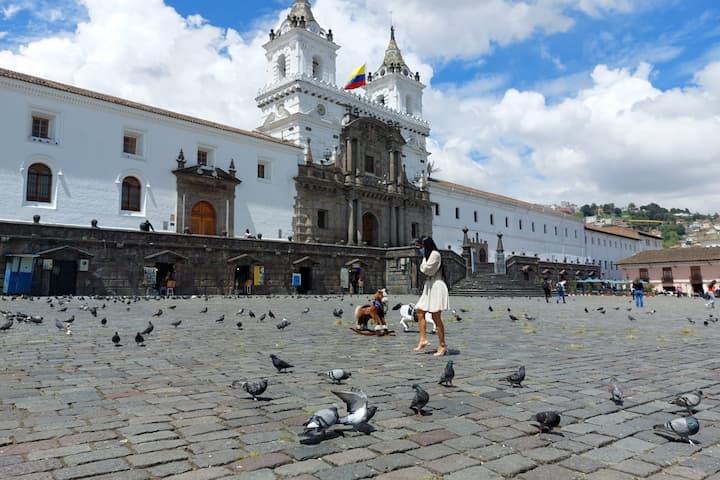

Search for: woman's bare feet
xmin=433 ymin=345 xmax=447 ymax=356
xmin=413 ymin=340 xmax=429 ymax=352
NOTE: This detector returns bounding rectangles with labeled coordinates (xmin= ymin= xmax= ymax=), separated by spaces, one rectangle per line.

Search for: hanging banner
xmin=253 ymin=265 xmax=264 ymax=286
xmin=143 ymin=267 xmax=158 ymax=286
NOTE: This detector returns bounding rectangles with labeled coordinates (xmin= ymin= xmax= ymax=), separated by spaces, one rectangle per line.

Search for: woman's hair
xmin=421 ymin=236 xmax=438 ymax=261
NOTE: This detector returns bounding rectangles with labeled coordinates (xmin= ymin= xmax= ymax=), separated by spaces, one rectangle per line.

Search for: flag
xmin=344 ymin=63 xmax=366 ymax=90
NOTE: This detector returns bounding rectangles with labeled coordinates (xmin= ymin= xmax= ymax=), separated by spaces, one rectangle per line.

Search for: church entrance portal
xmin=362 ymin=213 xmax=378 ymax=247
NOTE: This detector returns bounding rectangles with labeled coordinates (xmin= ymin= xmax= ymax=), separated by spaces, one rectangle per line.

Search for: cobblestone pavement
xmin=1 ymin=293 xmax=719 ymax=480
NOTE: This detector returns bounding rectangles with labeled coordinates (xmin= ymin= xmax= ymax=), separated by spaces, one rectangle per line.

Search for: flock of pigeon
xmin=0 ymin=293 xmax=709 ymax=445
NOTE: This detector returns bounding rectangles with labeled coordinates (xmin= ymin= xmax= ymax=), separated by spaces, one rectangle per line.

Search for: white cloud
xmin=0 ymin=0 xmax=718 ymax=212
xmin=2 ymin=4 xmax=21 ymax=19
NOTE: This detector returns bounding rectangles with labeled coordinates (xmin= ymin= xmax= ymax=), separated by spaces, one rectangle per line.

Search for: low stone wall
xmin=0 ymin=221 xmax=435 ymax=296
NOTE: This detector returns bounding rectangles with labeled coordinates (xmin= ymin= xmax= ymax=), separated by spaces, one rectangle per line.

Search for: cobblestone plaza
xmin=1 ymin=294 xmax=719 ymax=479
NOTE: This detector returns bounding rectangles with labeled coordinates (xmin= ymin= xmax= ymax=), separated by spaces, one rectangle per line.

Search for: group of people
xmin=542 ymin=277 xmax=567 ymax=304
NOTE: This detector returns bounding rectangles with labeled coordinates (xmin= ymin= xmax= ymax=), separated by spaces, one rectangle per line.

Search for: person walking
xmin=706 ymin=280 xmax=716 ymax=308
xmin=556 ymin=277 xmax=567 ymax=304
xmin=543 ymin=277 xmax=552 ymax=303
xmin=413 ymin=237 xmax=449 ymax=357
xmin=632 ymin=278 xmax=644 ymax=308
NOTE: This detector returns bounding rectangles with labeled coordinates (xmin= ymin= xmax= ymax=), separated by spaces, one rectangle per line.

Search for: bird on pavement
xmin=653 ymin=416 xmax=700 ymax=445
xmin=509 ymin=314 xmax=519 ymax=322
xmin=152 ymin=309 xmax=163 ymax=317
xmin=608 ymin=377 xmax=624 ymax=405
xmin=0 ymin=318 xmax=13 ymax=331
xmin=135 ymin=332 xmax=145 ymax=346
xmin=171 ymin=320 xmax=182 ymax=328
xmin=332 ymin=308 xmax=343 ymax=318
xmin=410 ymin=384 xmax=429 ymax=416
xmin=628 ymin=314 xmax=636 ymax=321
xmin=112 ymin=331 xmax=121 ymax=346
xmin=268 ymin=310 xmax=276 ymax=319
xmin=215 ymin=315 xmax=225 ymax=322
xmin=141 ymin=321 xmax=154 ymax=335
xmin=100 ymin=317 xmax=107 ymax=326
xmin=438 ymin=360 xmax=455 ymax=387
xmin=236 ymin=321 xmax=243 ymax=330
xmin=54 ymin=319 xmax=65 ymax=330
xmin=168 ymin=305 xmax=177 ymax=309
xmin=501 ymin=366 xmax=525 ymax=387
xmin=270 ymin=354 xmax=293 ymax=373
xmin=333 ymin=390 xmax=376 ymax=430
xmin=488 ymin=305 xmax=493 ymax=312
xmin=319 ymin=369 xmax=351 ymax=384
xmin=302 ymin=307 xmax=310 ymax=314
xmin=669 ymin=390 xmax=703 ymax=414
xmin=200 ymin=307 xmax=208 ymax=313
xmin=531 ymin=411 xmax=561 ymax=432
xmin=232 ymin=379 xmax=268 ymax=401
xmin=248 ymin=310 xmax=255 ymax=319
xmin=276 ymin=318 xmax=291 ymax=330
xmin=65 ymin=315 xmax=75 ymax=323
xmin=259 ymin=313 xmax=267 ymax=322
xmin=301 ymin=407 xmax=339 ymax=436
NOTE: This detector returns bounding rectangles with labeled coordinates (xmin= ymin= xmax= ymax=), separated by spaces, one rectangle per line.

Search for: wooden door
xmin=191 ymin=201 xmax=216 ymax=235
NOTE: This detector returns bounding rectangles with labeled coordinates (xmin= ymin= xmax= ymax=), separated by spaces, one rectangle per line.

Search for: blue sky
xmin=2 ymin=0 xmax=720 ymax=211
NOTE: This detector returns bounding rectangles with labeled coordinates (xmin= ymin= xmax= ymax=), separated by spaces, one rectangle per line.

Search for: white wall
xmin=0 ymin=75 xmax=300 ymax=239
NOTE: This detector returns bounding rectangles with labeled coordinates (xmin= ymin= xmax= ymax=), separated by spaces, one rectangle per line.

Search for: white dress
xmin=415 ymin=250 xmax=449 ymax=312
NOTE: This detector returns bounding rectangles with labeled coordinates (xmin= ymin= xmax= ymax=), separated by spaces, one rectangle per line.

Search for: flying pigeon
xmin=531 ymin=411 xmax=561 ymax=432
xmin=135 ymin=332 xmax=145 ymax=347
xmin=171 ymin=320 xmax=182 ymax=328
xmin=653 ymin=416 xmax=700 ymax=445
xmin=276 ymin=318 xmax=291 ymax=330
xmin=438 ymin=360 xmax=455 ymax=387
xmin=501 ymin=366 xmax=525 ymax=387
xmin=112 ymin=332 xmax=121 ymax=346
xmin=141 ymin=321 xmax=154 ymax=335
xmin=319 ymin=369 xmax=351 ymax=384
xmin=301 ymin=407 xmax=339 ymax=436
xmin=89 ymin=307 xmax=97 ymax=317
xmin=669 ymin=390 xmax=703 ymax=414
xmin=333 ymin=390 xmax=375 ymax=429
xmin=410 ymin=384 xmax=429 ymax=416
xmin=608 ymin=377 xmax=624 ymax=405
xmin=270 ymin=354 xmax=293 ymax=373
xmin=232 ymin=379 xmax=268 ymax=401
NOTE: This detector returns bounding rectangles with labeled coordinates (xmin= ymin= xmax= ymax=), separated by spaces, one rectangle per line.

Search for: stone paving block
xmin=286 ymin=443 xmax=339 ymax=461
xmin=517 ymin=464 xmax=583 ymax=480
xmin=585 ymin=469 xmax=639 ymax=480
xmin=133 ymin=438 xmax=187 ymax=454
xmin=273 ymin=458 xmax=329 ymax=476
xmin=373 ymin=466 xmax=436 ymax=480
xmin=611 ymin=459 xmax=662 ymax=477
xmin=525 ymin=447 xmax=572 ymax=464
xmin=164 ymin=466 xmax=233 ymax=480
xmin=127 ymin=448 xmax=188 ymax=468
xmin=148 ymin=460 xmax=193 ymax=477
xmin=366 ymin=452 xmax=418 ymax=473
xmin=13 ymin=473 xmax=55 ymax=480
xmin=63 ymin=446 xmax=133 ymax=466
xmin=73 ymin=472 xmax=150 ymax=480
xmin=53 ymin=458 xmax=130 ymax=480
xmin=483 ymin=453 xmax=537 ymax=476
xmin=408 ymin=444 xmax=458 ymax=461
xmin=408 ymin=428 xmax=458 ymax=446
xmin=445 ymin=465 xmax=503 ymax=480
xmin=314 ymin=462 xmax=376 ymax=480
xmin=0 ymin=458 xmax=63 ymax=477
xmin=192 ymin=449 xmax=246 ymax=467
xmin=369 ymin=438 xmax=418 ymax=453
xmin=443 ymin=434 xmax=491 ymax=451
xmin=612 ymin=436 xmax=657 ymax=453
xmin=322 ymin=447 xmax=377 ymax=466
xmin=679 ymin=454 xmax=720 ymax=474
xmin=663 ymin=465 xmax=707 ymax=480
xmin=231 ymin=469 xmax=276 ymax=480
xmin=424 ymin=453 xmax=480 ymax=474
xmin=231 ymin=452 xmax=292 ymax=473
xmin=26 ymin=443 xmax=91 ymax=461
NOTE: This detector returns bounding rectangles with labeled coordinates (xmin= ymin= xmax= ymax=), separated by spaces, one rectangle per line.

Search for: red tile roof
xmin=617 ymin=247 xmax=720 ymax=265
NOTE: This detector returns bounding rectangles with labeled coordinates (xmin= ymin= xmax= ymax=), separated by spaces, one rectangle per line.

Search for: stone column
xmin=389 ymin=202 xmax=396 ymax=246
xmin=345 ymin=137 xmax=353 ymax=173
xmin=398 ymin=205 xmax=406 ymax=245
xmin=347 ymin=199 xmax=355 ymax=245
xmin=356 ymin=198 xmax=363 ymax=244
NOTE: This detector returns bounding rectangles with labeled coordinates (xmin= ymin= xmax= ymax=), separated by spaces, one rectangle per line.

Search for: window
xmin=640 ymin=268 xmax=650 ymax=282
xmin=564 ymin=227 xmax=568 ymax=237
xmin=531 ymin=222 xmax=535 ymax=232
xmin=364 ymin=155 xmax=374 ymax=174
xmin=197 ymin=149 xmax=208 ymax=166
xmin=455 ymin=207 xmax=460 ymax=219
xmin=543 ymin=224 xmax=547 ymax=234
xmin=575 ymin=230 xmax=578 ymax=239
xmin=519 ymin=219 xmax=523 ymax=230
xmin=662 ymin=267 xmax=673 ymax=283
xmin=26 ymin=163 xmax=52 ymax=202
xmin=257 ymin=163 xmax=266 ymax=179
xmin=121 ymin=177 xmax=141 ymax=212
xmin=317 ymin=209 xmax=328 ymax=229
xmin=434 ymin=204 xmax=440 ymax=216
xmin=473 ymin=211 xmax=478 ymax=223
xmin=505 ymin=216 xmax=509 ymax=228
xmin=312 ymin=56 xmax=321 ymax=79
xmin=277 ymin=54 xmax=286 ymax=79
xmin=32 ymin=116 xmax=50 ymax=138
xmin=411 ymin=222 xmax=419 ymax=239
xmin=554 ymin=226 xmax=558 ymax=236
xmin=123 ymin=130 xmax=144 ymax=156
xmin=490 ymin=214 xmax=494 ymax=225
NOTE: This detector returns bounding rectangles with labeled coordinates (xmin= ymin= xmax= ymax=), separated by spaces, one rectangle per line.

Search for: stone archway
xmin=191 ymin=201 xmax=216 ymax=235
xmin=362 ymin=212 xmax=378 ymax=246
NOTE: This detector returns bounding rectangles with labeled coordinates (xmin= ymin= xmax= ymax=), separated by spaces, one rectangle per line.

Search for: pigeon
xmin=135 ymin=332 xmax=145 ymax=346
xmin=0 ymin=318 xmax=13 ymax=331
xmin=152 ymin=309 xmax=163 ymax=317
xmin=319 ymin=369 xmax=351 ymax=384
xmin=501 ymin=366 xmax=525 ymax=387
xmin=270 ymin=354 xmax=293 ymax=373
xmin=232 ymin=379 xmax=268 ymax=400
xmin=451 ymin=309 xmax=462 ymax=321
xmin=268 ymin=310 xmax=276 ymax=319
xmin=28 ymin=315 xmax=43 ymax=324
xmin=112 ymin=331 xmax=121 ymax=346
xmin=531 ymin=411 xmax=561 ymax=432
xmin=276 ymin=318 xmax=291 ymax=330
xmin=65 ymin=315 xmax=75 ymax=323
xmin=200 ymin=307 xmax=208 ymax=313
xmin=215 ymin=315 xmax=225 ymax=323
xmin=628 ymin=314 xmax=636 ymax=321
xmin=236 ymin=308 xmax=244 ymax=315
xmin=523 ymin=313 xmax=536 ymax=321
xmin=236 ymin=321 xmax=243 ymax=330
xmin=171 ymin=320 xmax=182 ymax=328
xmin=488 ymin=305 xmax=493 ymax=312
xmin=302 ymin=307 xmax=310 ymax=314
xmin=653 ymin=416 xmax=700 ymax=445
xmin=100 ymin=317 xmax=107 ymax=326
xmin=410 ymin=384 xmax=429 ymax=416
xmin=89 ymin=306 xmax=97 ymax=317
xmin=141 ymin=321 xmax=154 ymax=335
xmin=55 ymin=319 xmax=65 ymax=330
xmin=301 ymin=407 xmax=339 ymax=436
xmin=333 ymin=390 xmax=375 ymax=429
xmin=584 ymin=307 xmax=589 ymax=313
xmin=509 ymin=314 xmax=519 ymax=322
xmin=168 ymin=305 xmax=177 ymax=309
xmin=332 ymin=308 xmax=343 ymax=318
xmin=669 ymin=390 xmax=703 ymax=414
xmin=687 ymin=317 xmax=695 ymax=324
xmin=58 ymin=306 xmax=68 ymax=312
xmin=248 ymin=310 xmax=256 ymax=319
xmin=438 ymin=360 xmax=455 ymax=387
xmin=259 ymin=313 xmax=267 ymax=322
xmin=608 ymin=377 xmax=624 ymax=405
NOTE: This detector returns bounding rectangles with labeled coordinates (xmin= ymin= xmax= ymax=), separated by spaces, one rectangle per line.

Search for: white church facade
xmin=0 ymin=0 xmax=660 ymax=282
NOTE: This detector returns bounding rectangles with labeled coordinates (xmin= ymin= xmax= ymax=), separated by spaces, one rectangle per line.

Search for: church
xmin=0 ymin=0 xmax=660 ymax=295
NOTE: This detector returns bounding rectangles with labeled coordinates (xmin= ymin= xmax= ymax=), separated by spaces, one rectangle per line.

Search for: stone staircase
xmin=450 ymin=263 xmax=545 ymax=297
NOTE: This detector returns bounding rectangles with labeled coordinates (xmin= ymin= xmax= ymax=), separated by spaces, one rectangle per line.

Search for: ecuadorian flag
xmin=344 ymin=63 xmax=366 ymax=90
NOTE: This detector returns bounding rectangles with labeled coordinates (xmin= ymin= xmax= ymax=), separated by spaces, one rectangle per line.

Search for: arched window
xmin=376 ymin=94 xmax=385 ymax=106
xmin=405 ymin=95 xmax=413 ymax=115
xmin=277 ymin=54 xmax=286 ymax=80
xmin=312 ymin=56 xmax=321 ymax=79
xmin=26 ymin=163 xmax=52 ymax=202
xmin=121 ymin=176 xmax=141 ymax=211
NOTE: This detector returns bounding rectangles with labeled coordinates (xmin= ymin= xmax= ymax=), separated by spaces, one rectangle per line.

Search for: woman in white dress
xmin=413 ymin=237 xmax=449 ymax=356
